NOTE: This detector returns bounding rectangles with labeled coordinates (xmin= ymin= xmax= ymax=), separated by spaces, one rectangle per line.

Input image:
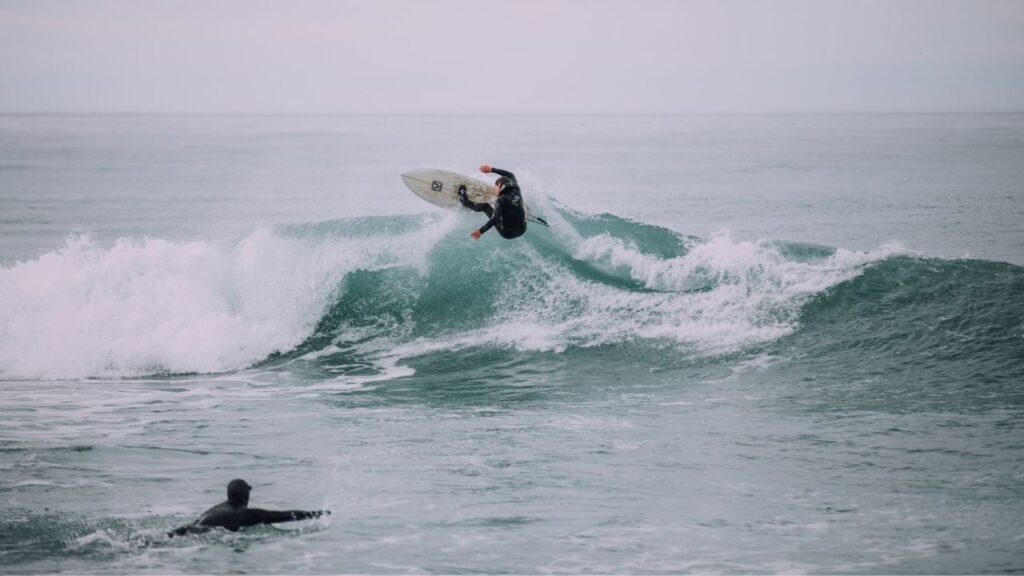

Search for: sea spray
xmin=0 ymin=216 xmax=456 ymax=379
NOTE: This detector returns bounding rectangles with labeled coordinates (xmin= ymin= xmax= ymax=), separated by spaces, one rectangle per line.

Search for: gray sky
xmin=2 ymin=0 xmax=1022 ymax=113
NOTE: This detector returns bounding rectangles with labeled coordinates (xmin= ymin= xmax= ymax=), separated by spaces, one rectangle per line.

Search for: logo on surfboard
xmin=431 ymin=180 xmax=443 ymax=192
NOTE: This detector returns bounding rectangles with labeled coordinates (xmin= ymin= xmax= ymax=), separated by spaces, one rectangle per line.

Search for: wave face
xmin=1 ymin=207 xmax=1020 ymax=381
xmin=785 ymin=255 xmax=1024 ymax=411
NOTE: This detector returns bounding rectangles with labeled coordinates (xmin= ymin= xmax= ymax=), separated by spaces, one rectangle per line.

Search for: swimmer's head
xmin=227 ymin=479 xmax=252 ymax=506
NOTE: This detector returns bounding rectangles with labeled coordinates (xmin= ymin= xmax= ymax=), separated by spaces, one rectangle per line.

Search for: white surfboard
xmin=401 ymin=168 xmax=548 ymax=227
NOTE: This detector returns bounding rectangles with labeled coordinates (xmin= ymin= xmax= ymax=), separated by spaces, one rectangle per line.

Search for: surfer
xmin=168 ymin=479 xmax=329 ymax=537
xmin=458 ymin=165 xmax=527 ymax=240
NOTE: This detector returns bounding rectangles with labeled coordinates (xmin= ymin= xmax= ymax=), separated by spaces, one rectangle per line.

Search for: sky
xmin=1 ymin=0 xmax=1022 ymax=114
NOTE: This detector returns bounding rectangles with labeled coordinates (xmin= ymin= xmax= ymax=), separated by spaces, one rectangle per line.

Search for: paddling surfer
xmin=168 ymin=479 xmax=328 ymax=537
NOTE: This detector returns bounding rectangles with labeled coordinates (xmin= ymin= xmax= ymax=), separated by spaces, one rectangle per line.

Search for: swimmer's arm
xmin=247 ymin=508 xmax=330 ymax=525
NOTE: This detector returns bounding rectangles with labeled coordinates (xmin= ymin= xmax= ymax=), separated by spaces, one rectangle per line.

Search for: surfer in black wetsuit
xmin=168 ymin=479 xmax=329 ymax=537
xmin=458 ymin=165 xmax=527 ymax=240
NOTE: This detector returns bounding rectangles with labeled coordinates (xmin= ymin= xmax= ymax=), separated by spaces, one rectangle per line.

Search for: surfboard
xmin=401 ymin=168 xmax=548 ymax=227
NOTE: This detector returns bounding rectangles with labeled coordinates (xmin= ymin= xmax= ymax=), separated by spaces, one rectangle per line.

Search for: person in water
xmin=458 ymin=164 xmax=526 ymax=240
xmin=168 ymin=479 xmax=329 ymax=537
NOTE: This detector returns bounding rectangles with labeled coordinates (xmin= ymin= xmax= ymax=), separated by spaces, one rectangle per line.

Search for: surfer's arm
xmin=479 ymin=165 xmax=515 ymax=180
xmin=167 ymin=523 xmax=211 ymax=537
xmin=489 ymin=167 xmax=515 ymax=179
xmin=245 ymin=508 xmax=329 ymax=526
xmin=474 ymin=195 xmax=505 ymax=238
xmin=476 ymin=215 xmax=498 ymax=238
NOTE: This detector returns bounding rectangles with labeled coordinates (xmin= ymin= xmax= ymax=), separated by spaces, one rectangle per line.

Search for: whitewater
xmin=1 ymin=114 xmax=1022 ymax=574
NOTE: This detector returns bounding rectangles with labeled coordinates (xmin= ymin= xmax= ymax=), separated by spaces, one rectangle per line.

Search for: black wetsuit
xmin=462 ymin=167 xmax=527 ymax=239
xmin=168 ymin=479 xmax=328 ymax=537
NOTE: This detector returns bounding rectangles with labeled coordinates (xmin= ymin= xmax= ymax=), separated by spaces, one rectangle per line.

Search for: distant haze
xmin=1 ymin=0 xmax=1022 ymax=114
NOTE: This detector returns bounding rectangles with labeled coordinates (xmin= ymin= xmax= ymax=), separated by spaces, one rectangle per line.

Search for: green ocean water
xmin=0 ymin=115 xmax=1022 ymax=574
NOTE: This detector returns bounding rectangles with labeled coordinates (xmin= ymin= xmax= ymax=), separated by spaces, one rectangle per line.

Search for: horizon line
xmin=2 ymin=109 xmax=1023 ymax=117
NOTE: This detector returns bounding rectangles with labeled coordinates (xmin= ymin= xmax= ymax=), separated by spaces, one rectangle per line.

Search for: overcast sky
xmin=1 ymin=0 xmax=1022 ymax=114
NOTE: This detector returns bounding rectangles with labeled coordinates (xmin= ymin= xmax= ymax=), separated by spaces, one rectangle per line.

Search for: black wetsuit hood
xmin=227 ymin=479 xmax=251 ymax=506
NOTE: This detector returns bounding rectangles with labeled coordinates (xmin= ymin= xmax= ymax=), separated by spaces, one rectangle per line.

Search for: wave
xmin=788 ymin=255 xmax=1024 ymax=407
xmin=2 ymin=204 xmax=1017 ymax=380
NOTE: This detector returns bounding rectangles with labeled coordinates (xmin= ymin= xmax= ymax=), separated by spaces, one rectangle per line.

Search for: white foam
xmin=0 ymin=218 xmax=456 ymax=380
xmin=71 ymin=529 xmax=133 ymax=551
xmin=396 ymin=229 xmax=906 ymax=358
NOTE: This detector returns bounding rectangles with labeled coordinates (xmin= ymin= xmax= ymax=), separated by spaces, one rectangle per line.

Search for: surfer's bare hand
xmin=471 ymin=230 xmax=482 ymax=240
xmin=479 ymin=165 xmax=491 ymax=173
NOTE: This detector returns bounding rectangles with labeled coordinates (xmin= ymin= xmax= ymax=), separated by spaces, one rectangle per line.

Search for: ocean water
xmin=0 ymin=114 xmax=1022 ymax=574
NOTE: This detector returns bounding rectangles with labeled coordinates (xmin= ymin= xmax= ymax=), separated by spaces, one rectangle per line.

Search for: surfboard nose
xmin=401 ymin=169 xmax=436 ymax=191
xmin=401 ymin=168 xmax=431 ymax=181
